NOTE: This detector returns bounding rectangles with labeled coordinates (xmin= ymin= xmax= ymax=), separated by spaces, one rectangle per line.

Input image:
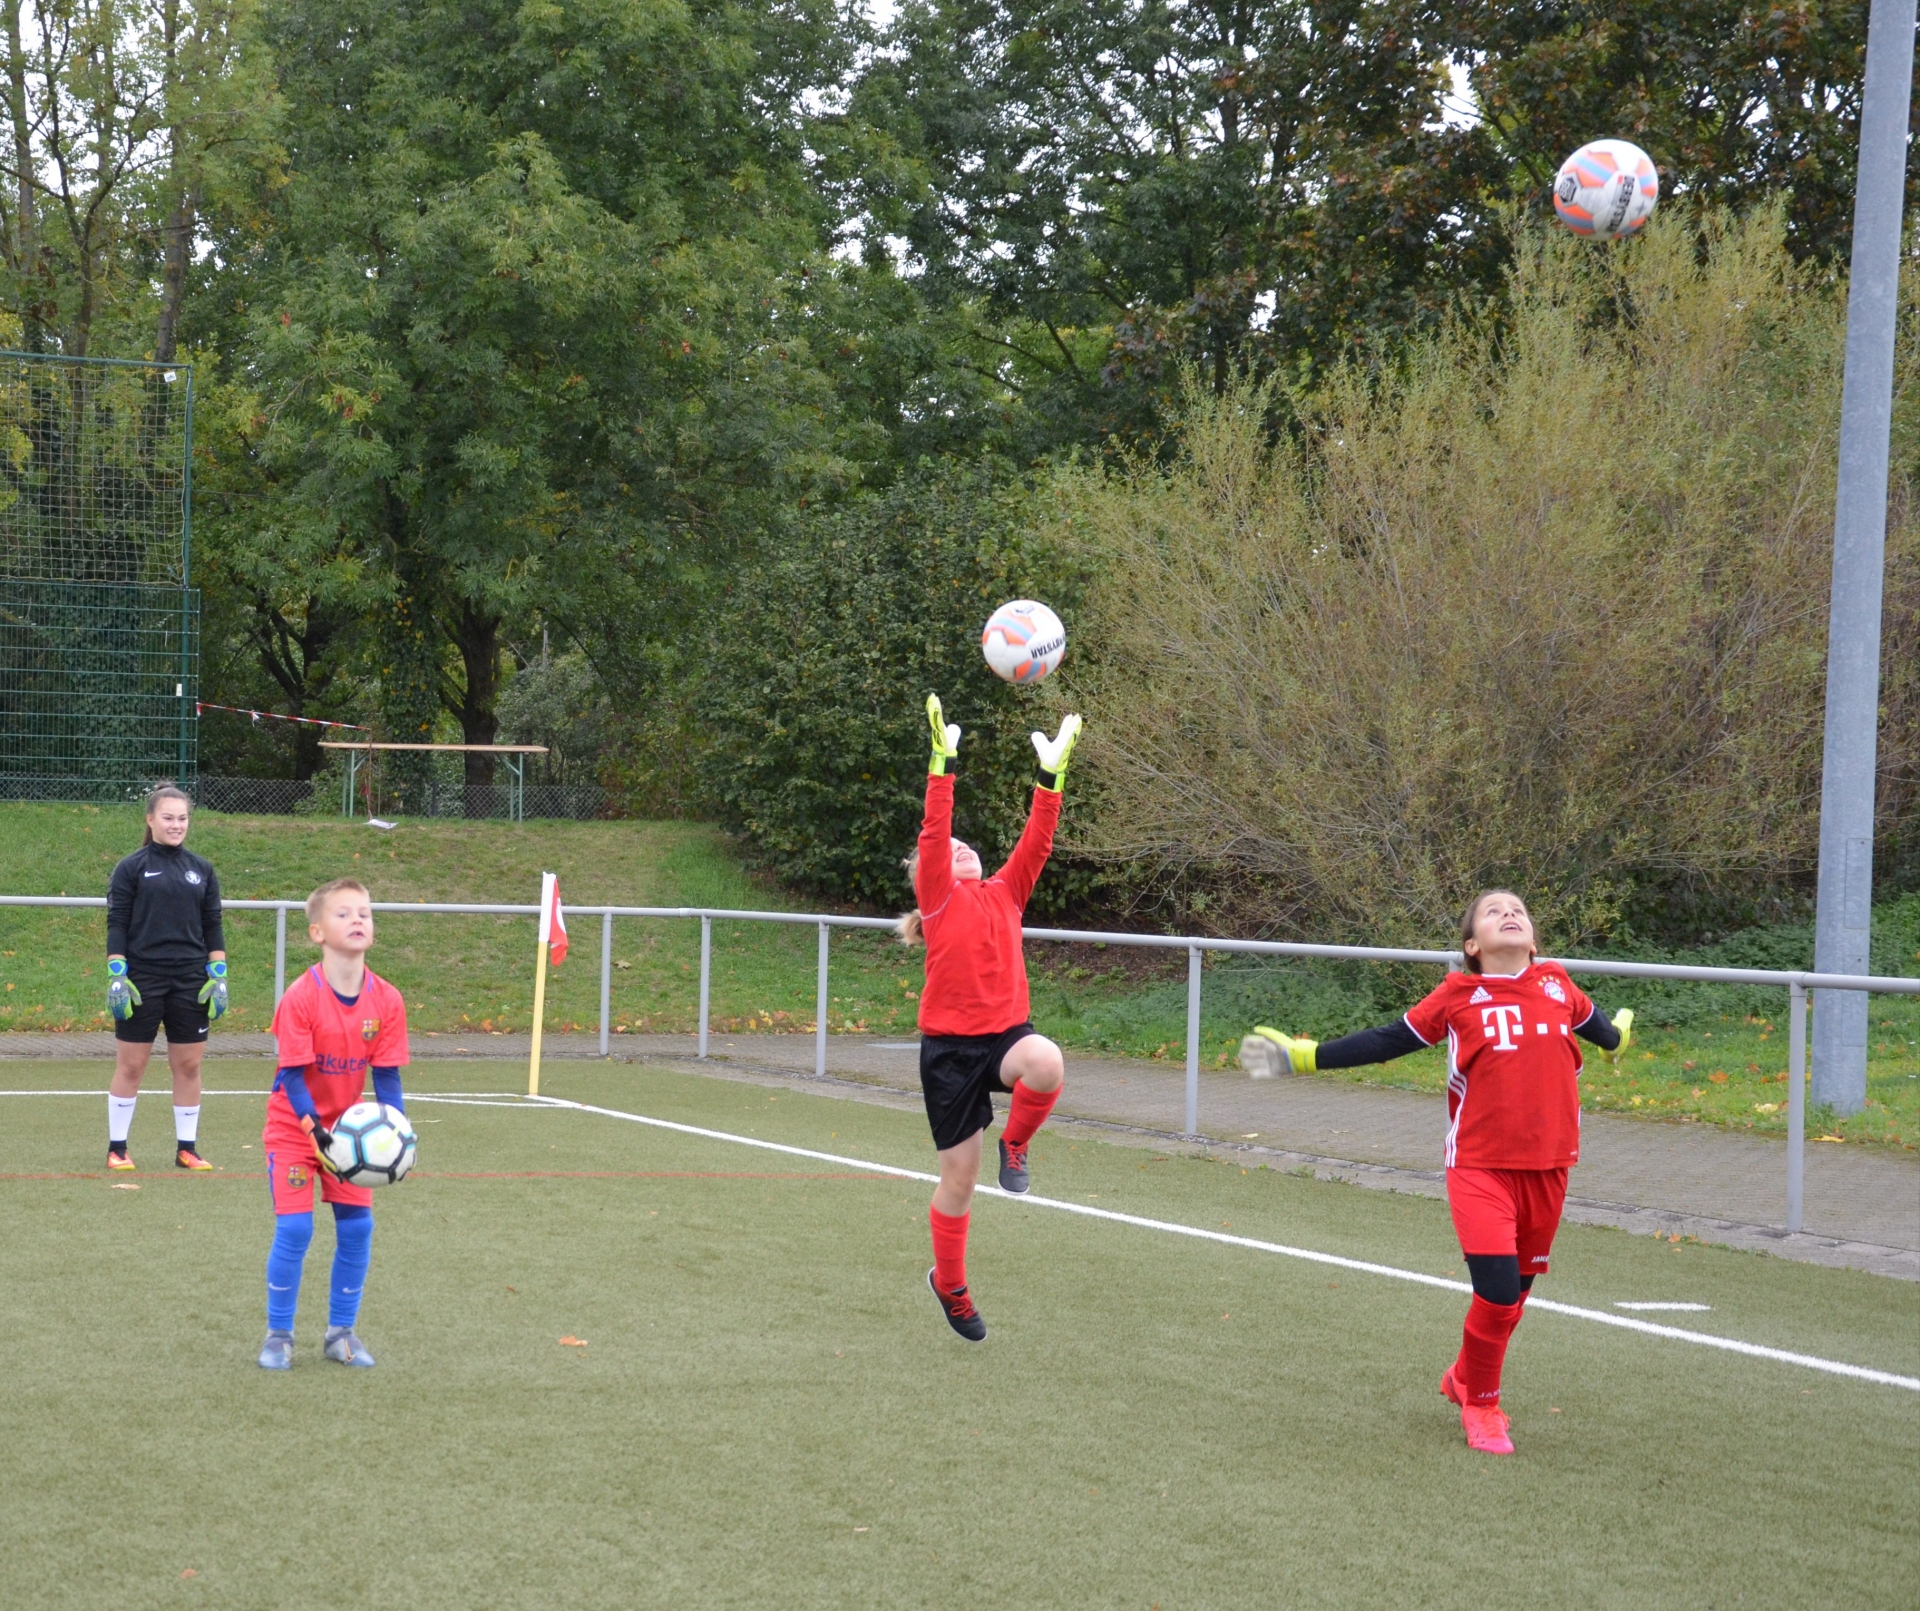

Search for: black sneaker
xmin=928 ymin=1268 xmax=986 ymax=1342
xmin=997 ymin=1136 xmax=1030 ymax=1194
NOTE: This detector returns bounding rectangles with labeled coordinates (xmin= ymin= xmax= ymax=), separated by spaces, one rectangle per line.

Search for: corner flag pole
xmin=529 ymin=871 xmax=563 ymax=1097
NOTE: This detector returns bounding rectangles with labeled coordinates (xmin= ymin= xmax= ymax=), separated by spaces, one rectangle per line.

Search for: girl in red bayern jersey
xmin=901 ymin=694 xmax=1082 ymax=1341
xmin=1243 ymin=891 xmax=1634 ymax=1454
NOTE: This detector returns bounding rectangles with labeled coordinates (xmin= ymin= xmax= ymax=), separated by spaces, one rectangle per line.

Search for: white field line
xmin=4 ymin=1087 xmax=1913 ymax=1393
xmin=527 ymin=1094 xmax=1920 ymax=1395
xmin=0 ymin=1090 xmax=523 ymax=1099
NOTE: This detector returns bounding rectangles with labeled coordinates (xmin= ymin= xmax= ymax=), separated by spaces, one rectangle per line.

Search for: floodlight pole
xmin=1811 ymin=0 xmax=1917 ymax=1113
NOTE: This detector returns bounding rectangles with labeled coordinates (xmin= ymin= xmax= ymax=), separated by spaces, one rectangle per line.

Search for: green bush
xmin=699 ymin=464 xmax=1097 ymax=912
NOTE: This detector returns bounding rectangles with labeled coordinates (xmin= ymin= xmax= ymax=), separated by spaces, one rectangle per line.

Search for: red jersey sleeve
xmin=271 ymin=976 xmax=318 ymax=1069
xmin=1403 ymin=975 xmax=1461 ymax=1046
xmin=370 ymin=977 xmax=410 ymax=1066
xmin=916 ymin=773 xmax=957 ymax=917
xmin=991 ymin=787 xmax=1061 ymax=910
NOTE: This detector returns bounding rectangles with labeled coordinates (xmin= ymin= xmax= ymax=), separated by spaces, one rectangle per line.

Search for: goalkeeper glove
xmin=1240 ymin=1025 xmax=1318 ymax=1078
xmin=106 ymin=958 xmax=141 ymax=1022
xmin=1031 ymin=713 xmax=1084 ymax=793
xmin=304 ymin=1117 xmax=342 ymax=1177
xmin=198 ymin=959 xmax=228 ymax=1021
xmin=1593 ymin=1006 xmax=1634 ymax=1069
xmin=926 ymin=694 xmax=961 ymax=776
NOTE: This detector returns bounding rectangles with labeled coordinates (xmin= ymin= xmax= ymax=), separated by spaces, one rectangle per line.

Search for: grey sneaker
xmin=258 ymin=1331 xmax=293 ymax=1371
xmin=997 ymin=1136 xmax=1030 ymax=1194
xmin=323 ymin=1327 xmax=376 ymax=1368
xmin=928 ymin=1269 xmax=986 ymax=1342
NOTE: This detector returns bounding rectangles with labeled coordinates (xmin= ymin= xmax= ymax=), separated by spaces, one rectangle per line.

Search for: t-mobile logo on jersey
xmin=1480 ymin=1004 xmax=1526 ymax=1050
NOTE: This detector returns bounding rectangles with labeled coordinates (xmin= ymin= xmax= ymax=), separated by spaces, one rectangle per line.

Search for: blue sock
xmin=329 ymin=1204 xmax=374 ymax=1329
xmin=266 ymin=1213 xmax=314 ymax=1332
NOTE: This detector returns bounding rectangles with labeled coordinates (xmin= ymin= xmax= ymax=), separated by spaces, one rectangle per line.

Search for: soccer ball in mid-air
xmin=1553 ymin=140 xmax=1658 ymax=240
xmin=323 ymin=1102 xmax=418 ymax=1187
xmin=982 ymin=600 xmax=1066 ymax=685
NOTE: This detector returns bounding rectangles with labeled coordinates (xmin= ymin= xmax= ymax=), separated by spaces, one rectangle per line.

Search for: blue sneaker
xmin=258 ymin=1331 xmax=293 ymax=1371
xmin=323 ymin=1327 xmax=376 ymax=1367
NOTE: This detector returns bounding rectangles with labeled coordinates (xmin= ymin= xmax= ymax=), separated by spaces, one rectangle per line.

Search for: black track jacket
xmin=106 ymin=842 xmax=225 ymax=970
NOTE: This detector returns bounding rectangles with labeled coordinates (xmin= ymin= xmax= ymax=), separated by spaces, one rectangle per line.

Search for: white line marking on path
xmin=523 ymin=1093 xmax=1920 ymax=1395
xmin=1616 ymin=1302 xmax=1713 ymax=1312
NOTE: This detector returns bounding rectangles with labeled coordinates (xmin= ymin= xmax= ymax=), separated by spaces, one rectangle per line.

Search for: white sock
xmin=108 ymin=1094 xmax=137 ymax=1144
xmin=173 ymin=1104 xmax=201 ymax=1145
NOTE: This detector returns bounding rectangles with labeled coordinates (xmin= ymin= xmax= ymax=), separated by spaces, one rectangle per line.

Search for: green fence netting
xmin=0 ymin=353 xmax=194 ymax=799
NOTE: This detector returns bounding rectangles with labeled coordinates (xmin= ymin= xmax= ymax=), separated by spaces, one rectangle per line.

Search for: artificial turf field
xmin=2 ymin=1059 xmax=1915 ymax=1610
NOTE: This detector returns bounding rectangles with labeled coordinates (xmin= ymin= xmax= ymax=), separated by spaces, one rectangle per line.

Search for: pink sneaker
xmin=1461 ymin=1402 xmax=1514 ymax=1455
xmin=1439 ymin=1363 xmax=1466 ymax=1406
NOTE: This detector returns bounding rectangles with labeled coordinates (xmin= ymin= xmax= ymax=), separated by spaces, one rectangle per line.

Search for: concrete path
xmin=10 ymin=1028 xmax=1915 ymax=1279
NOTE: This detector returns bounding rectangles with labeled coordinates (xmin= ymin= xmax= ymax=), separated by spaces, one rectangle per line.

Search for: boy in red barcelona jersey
xmin=1244 ymin=891 xmax=1633 ymax=1454
xmin=899 ymin=695 xmax=1082 ymax=1341
xmin=257 ymin=878 xmax=409 ymax=1371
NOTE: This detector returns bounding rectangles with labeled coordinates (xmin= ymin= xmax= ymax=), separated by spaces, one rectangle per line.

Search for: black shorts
xmin=113 ymin=966 xmax=211 ymax=1046
xmin=918 ymin=1023 xmax=1036 ymax=1152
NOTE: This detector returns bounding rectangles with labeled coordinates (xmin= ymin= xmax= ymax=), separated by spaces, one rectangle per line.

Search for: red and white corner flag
xmin=539 ymin=871 xmax=568 ymax=966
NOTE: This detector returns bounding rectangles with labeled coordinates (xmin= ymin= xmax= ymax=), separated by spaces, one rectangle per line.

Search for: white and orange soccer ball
xmin=981 ymin=600 xmax=1066 ymax=685
xmin=1553 ymin=140 xmax=1658 ymax=241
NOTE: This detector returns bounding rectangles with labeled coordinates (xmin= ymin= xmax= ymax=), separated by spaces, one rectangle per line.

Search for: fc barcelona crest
xmin=362 ymin=1017 xmax=380 ymax=1042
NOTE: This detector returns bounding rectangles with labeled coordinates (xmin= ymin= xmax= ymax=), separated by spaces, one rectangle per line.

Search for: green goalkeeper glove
xmin=1240 ymin=1025 xmax=1318 ymax=1078
xmin=198 ymin=959 xmax=228 ymax=1021
xmin=1031 ymin=713 xmax=1084 ymax=792
xmin=106 ymin=958 xmax=142 ymax=1022
xmin=926 ymin=694 xmax=961 ymax=776
xmin=1593 ymin=1006 xmax=1634 ymax=1068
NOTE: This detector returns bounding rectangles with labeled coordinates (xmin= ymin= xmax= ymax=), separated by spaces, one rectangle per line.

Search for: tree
xmin=239 ymin=0 xmax=857 ymax=787
xmin=1443 ymin=0 xmax=1910 ymax=266
xmin=852 ymin=0 xmax=1501 ymax=443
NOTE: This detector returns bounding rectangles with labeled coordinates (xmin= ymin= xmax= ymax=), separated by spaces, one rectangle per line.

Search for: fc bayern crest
xmin=1542 ymin=978 xmax=1566 ymax=1003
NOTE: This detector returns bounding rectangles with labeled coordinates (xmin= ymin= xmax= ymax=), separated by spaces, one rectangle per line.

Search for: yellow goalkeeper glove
xmin=1593 ymin=1006 xmax=1634 ymax=1068
xmin=1240 ymin=1026 xmax=1318 ymax=1077
xmin=925 ymin=694 xmax=961 ymax=776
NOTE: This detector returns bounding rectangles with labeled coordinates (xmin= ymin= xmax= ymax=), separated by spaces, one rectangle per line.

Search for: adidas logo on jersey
xmin=1469 ymin=985 xmax=1492 ymax=1005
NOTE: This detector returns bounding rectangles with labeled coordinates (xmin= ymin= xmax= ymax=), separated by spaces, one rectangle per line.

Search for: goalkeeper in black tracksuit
xmin=103 ymin=784 xmax=228 ymax=1171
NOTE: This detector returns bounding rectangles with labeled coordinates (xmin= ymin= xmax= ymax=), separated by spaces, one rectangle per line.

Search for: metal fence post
xmin=816 ymin=921 xmax=830 ymax=1080
xmin=1787 ymin=981 xmax=1807 ymax=1233
xmin=599 ymin=909 xmax=613 ymax=1057
xmin=1185 ymin=945 xmax=1202 ymax=1136
xmin=698 ymin=916 xmax=711 ymax=1060
xmin=273 ymin=905 xmax=287 ymax=1005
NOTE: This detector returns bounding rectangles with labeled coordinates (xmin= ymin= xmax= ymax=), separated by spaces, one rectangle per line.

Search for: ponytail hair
xmin=898 ymin=847 xmax=923 ymax=945
xmin=140 ymin=782 xmax=193 ymax=846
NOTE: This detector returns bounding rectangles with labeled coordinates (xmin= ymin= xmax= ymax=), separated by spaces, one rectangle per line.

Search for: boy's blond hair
xmin=306 ymin=877 xmax=371 ymax=925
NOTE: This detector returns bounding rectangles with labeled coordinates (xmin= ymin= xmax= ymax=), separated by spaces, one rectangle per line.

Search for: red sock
xmin=929 ymin=1206 xmax=970 ymax=1294
xmin=1003 ymin=1080 xmax=1061 ymax=1148
xmin=1456 ymin=1296 xmax=1523 ymax=1406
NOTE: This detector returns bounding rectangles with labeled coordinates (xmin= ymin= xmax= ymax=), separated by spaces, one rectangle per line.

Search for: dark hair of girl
xmin=141 ymin=782 xmax=193 ymax=846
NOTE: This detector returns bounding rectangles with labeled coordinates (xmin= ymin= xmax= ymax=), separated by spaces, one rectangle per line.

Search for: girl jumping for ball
xmin=1242 ymin=891 xmax=1633 ymax=1454
xmin=902 ymin=694 xmax=1082 ymax=1341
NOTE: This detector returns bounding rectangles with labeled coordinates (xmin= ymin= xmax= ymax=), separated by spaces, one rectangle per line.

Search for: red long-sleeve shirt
xmin=915 ymin=772 xmax=1060 ymax=1036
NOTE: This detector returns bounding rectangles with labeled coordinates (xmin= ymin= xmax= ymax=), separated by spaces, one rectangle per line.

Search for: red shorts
xmin=264 ymin=1139 xmax=373 ymax=1215
xmin=1447 ymin=1166 xmax=1568 ymax=1275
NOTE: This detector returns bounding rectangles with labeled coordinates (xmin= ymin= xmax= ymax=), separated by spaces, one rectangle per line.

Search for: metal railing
xmin=7 ymin=893 xmax=1918 ymax=1235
